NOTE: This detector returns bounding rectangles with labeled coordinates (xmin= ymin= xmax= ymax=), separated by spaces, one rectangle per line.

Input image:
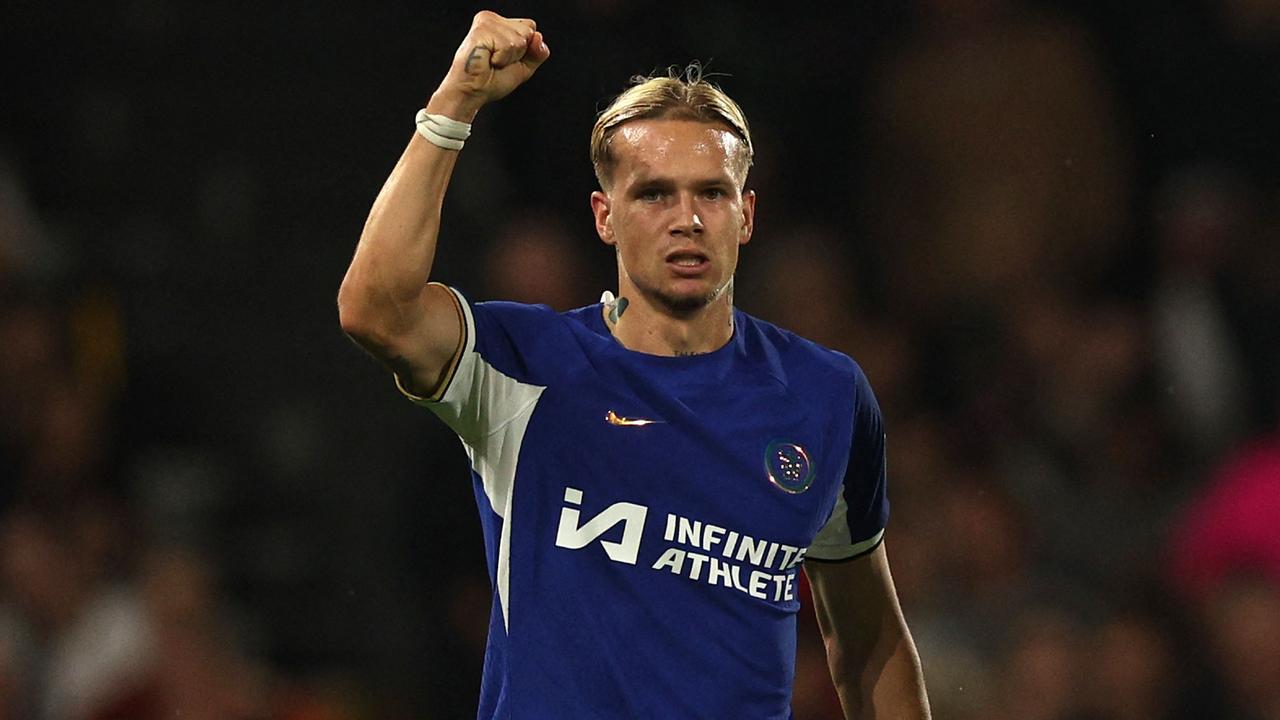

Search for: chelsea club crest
xmin=765 ymin=441 xmax=813 ymax=494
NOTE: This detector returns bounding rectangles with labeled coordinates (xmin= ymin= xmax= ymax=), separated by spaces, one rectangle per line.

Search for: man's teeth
xmin=672 ymin=257 xmax=703 ymax=266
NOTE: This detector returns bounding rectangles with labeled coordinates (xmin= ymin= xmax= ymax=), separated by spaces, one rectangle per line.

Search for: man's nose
xmin=670 ymin=194 xmax=704 ymax=236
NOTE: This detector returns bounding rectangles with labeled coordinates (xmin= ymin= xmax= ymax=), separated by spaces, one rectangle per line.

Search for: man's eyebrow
xmin=631 ymin=174 xmax=733 ymax=187
xmin=633 ymin=174 xmax=673 ymax=183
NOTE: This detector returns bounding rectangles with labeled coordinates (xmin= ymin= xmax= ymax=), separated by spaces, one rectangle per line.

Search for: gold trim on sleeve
xmin=393 ymin=283 xmax=467 ymax=404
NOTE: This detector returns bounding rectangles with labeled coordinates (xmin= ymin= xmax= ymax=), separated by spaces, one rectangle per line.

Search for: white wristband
xmin=415 ymin=108 xmax=472 ymax=151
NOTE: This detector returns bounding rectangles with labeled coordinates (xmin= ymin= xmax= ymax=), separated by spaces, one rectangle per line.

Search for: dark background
xmin=2 ymin=1 xmax=1279 ymax=718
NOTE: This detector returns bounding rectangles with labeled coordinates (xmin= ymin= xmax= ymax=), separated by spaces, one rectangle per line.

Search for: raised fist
xmin=431 ymin=11 xmax=550 ymax=119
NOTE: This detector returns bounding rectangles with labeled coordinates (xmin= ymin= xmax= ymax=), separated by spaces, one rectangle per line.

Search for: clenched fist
xmin=428 ymin=11 xmax=550 ymax=121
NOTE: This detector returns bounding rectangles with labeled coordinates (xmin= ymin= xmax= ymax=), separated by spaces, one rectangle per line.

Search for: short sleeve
xmin=394 ymin=284 xmax=548 ymax=446
xmin=806 ymin=370 xmax=890 ymax=562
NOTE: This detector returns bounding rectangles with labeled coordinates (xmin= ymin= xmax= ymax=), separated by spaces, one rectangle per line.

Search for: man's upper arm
xmin=383 ymin=290 xmax=558 ymax=448
xmin=345 ymin=281 xmax=465 ymax=401
xmin=804 ymin=367 xmax=930 ymax=717
xmin=806 ymin=543 xmax=898 ymax=656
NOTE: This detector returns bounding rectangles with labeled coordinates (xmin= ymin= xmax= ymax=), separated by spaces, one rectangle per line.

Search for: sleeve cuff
xmin=393 ymin=283 xmax=470 ymax=405
xmin=805 ymin=528 xmax=885 ymax=563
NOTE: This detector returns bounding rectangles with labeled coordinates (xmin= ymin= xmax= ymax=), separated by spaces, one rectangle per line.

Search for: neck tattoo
xmin=605 ymin=295 xmax=727 ymax=356
xmin=608 ymin=296 xmax=629 ymax=325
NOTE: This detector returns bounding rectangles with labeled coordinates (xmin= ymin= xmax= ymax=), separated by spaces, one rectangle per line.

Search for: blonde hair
xmin=590 ymin=63 xmax=754 ymax=190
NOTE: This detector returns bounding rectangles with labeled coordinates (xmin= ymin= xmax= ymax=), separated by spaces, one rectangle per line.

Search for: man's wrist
xmin=415 ymin=109 xmax=470 ymax=151
xmin=426 ymin=87 xmax=484 ymax=123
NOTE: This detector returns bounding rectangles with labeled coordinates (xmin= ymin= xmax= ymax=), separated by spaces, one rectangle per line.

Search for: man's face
xmin=591 ymin=119 xmax=756 ymax=315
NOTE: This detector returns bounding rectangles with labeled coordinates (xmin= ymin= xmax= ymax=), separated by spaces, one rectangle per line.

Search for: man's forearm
xmin=835 ymin=627 xmax=930 ymax=720
xmin=338 ymin=12 xmax=547 ymax=391
xmin=807 ymin=547 xmax=930 ymax=720
xmin=337 ymin=90 xmax=476 ymax=336
xmin=339 ymin=6 xmax=549 ymax=337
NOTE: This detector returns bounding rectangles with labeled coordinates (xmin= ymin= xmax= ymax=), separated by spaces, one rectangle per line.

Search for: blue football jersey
xmin=396 ymin=284 xmax=889 ymax=719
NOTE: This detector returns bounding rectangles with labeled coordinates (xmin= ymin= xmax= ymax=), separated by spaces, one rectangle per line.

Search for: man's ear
xmin=739 ymin=189 xmax=757 ymax=246
xmin=590 ymin=190 xmax=614 ymax=245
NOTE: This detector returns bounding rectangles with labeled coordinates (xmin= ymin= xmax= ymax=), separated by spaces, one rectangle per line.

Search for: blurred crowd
xmin=3 ymin=1 xmax=1280 ymax=718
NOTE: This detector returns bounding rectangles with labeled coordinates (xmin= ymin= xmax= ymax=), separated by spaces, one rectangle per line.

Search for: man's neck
xmin=604 ymin=288 xmax=734 ymax=357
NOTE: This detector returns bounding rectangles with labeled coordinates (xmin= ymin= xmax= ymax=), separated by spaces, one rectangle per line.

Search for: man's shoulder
xmin=735 ymin=311 xmax=864 ymax=387
xmin=472 ymin=297 xmax=560 ymax=320
xmin=459 ymin=297 xmax=604 ymax=381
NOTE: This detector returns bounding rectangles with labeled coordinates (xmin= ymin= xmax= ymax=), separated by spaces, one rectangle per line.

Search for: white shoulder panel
xmin=806 ymin=488 xmax=884 ymax=561
xmin=395 ymin=285 xmax=545 ymax=629
xmin=465 ymin=382 xmax=542 ymax=629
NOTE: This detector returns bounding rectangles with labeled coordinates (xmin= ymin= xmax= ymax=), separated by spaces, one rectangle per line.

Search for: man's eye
xmin=702 ymin=188 xmax=726 ymax=200
xmin=640 ymin=189 xmax=664 ymax=201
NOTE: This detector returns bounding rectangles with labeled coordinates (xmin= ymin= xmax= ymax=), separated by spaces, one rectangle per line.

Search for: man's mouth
xmin=665 ymin=250 xmax=710 ymax=274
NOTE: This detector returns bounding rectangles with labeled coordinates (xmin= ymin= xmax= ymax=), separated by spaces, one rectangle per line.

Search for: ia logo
xmin=554 ymin=487 xmax=648 ymax=565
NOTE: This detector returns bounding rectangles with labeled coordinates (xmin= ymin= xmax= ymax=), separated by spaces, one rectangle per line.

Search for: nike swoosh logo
xmin=605 ymin=410 xmax=663 ymax=426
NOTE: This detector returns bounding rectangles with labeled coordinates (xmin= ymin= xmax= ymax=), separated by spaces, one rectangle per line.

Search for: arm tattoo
xmin=464 ymin=47 xmax=485 ymax=75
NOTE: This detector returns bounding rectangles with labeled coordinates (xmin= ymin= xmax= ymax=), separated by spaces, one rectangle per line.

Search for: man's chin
xmin=659 ymin=294 xmax=711 ymax=315
xmin=653 ymin=284 xmax=726 ymax=316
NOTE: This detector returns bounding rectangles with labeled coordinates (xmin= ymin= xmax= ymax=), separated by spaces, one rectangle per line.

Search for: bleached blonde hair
xmin=590 ymin=63 xmax=754 ymax=191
